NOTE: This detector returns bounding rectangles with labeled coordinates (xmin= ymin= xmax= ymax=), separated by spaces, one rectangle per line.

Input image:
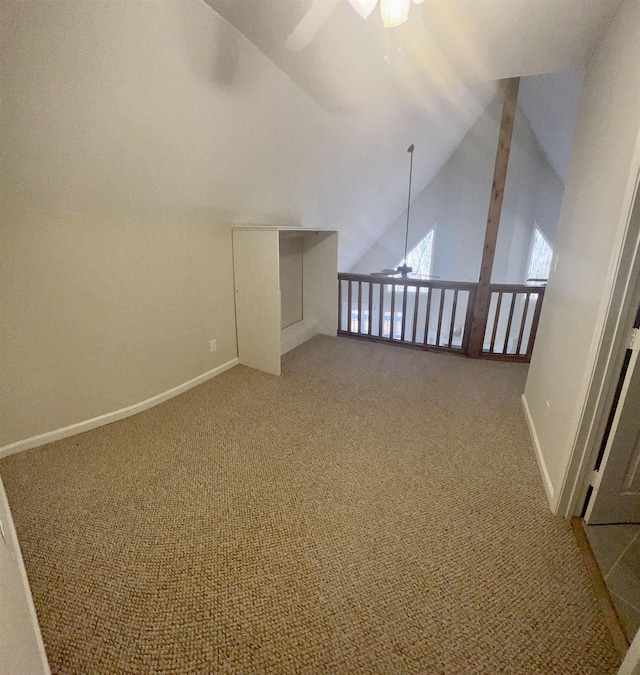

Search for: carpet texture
xmin=0 ymin=336 xmax=621 ymax=673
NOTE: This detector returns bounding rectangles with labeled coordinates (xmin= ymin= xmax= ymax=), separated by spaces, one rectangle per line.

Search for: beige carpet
xmin=0 ymin=336 xmax=621 ymax=673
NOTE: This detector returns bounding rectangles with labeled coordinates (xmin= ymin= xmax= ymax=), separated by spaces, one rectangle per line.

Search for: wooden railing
xmin=481 ymin=283 xmax=545 ymax=361
xmin=338 ymin=273 xmax=545 ymax=362
xmin=338 ymin=274 xmax=477 ymax=354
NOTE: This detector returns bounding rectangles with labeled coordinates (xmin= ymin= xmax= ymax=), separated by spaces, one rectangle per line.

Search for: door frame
xmin=555 ymin=152 xmax=640 ymax=519
xmin=584 ymin=318 xmax=640 ymax=523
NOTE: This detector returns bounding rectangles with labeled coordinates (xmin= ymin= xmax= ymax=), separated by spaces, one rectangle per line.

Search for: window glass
xmin=527 ymin=226 xmax=552 ymax=281
xmin=401 ymin=228 xmax=434 ymax=277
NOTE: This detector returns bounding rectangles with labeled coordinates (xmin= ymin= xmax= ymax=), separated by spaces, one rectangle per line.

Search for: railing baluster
xmin=401 ymin=284 xmax=408 ymax=341
xmin=516 ymin=292 xmax=531 ymax=355
xmin=463 ymin=288 xmax=476 ymax=354
xmin=448 ymin=289 xmax=459 ymax=348
xmin=378 ymin=282 xmax=384 ymax=338
xmin=436 ymin=289 xmax=446 ymax=347
xmin=503 ymin=292 xmax=518 ymax=354
xmin=338 ymin=278 xmax=343 ymax=331
xmin=424 ymin=288 xmax=432 ymax=345
xmin=411 ymin=286 xmax=420 ymax=343
xmin=489 ymin=292 xmax=503 ymax=354
xmin=368 ymin=282 xmax=373 ymax=336
xmin=390 ymin=285 xmax=397 ymax=339
xmin=357 ymin=281 xmax=363 ymax=334
xmin=347 ymin=280 xmax=353 ymax=333
xmin=526 ymin=289 xmax=545 ymax=360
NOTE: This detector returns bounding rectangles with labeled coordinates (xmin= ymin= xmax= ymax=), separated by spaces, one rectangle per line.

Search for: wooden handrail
xmin=339 ymin=273 xmax=477 ymax=291
xmin=490 ymin=283 xmax=546 ymax=293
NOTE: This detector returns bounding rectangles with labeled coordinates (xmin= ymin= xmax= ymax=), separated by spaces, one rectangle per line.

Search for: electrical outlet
xmin=210 ymin=339 xmax=217 ymax=353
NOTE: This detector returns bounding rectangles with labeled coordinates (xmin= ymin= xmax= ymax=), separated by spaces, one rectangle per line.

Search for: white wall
xmin=0 ymin=212 xmax=237 ymax=447
xmin=1 ymin=1 xmax=493 ymax=263
xmin=0 ymin=0 xmax=499 ymax=448
xmin=0 ymin=1 xmax=325 ymax=221
xmin=279 ymin=236 xmax=304 ymax=329
xmin=0 ymin=1 xmax=317 ymax=447
xmin=495 ymin=99 xmax=565 ymax=284
xmin=523 ymin=0 xmax=640 ymax=510
xmin=518 ymin=71 xmax=584 ymax=182
xmin=0 ymin=0 xmax=319 ymax=447
xmin=351 ymin=97 xmax=565 ymax=283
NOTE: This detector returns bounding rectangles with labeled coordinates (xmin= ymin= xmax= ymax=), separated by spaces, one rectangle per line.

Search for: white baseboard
xmin=521 ymin=394 xmax=555 ymax=507
xmin=0 ymin=359 xmax=239 ymax=459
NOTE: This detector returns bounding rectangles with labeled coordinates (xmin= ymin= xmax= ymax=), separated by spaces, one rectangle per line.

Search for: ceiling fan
xmin=285 ymin=0 xmax=425 ymax=52
xmin=348 ymin=0 xmax=425 ymax=26
xmin=371 ymin=144 xmax=439 ymax=280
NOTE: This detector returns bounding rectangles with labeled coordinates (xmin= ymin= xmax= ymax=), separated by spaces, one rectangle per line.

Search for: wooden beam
xmin=467 ymin=77 xmax=520 ymax=358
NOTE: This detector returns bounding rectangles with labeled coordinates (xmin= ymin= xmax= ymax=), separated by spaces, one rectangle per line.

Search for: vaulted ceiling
xmin=204 ymin=0 xmax=619 ymax=113
xmin=201 ymin=0 xmax=618 ymax=266
xmin=1 ymin=0 xmax=622 ymax=270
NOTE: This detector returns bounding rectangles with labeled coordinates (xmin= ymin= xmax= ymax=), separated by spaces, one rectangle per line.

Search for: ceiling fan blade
xmin=284 ymin=1 xmax=339 ymax=52
xmin=370 ymin=269 xmax=399 ymax=277
xmin=370 ymin=270 xmax=440 ymax=280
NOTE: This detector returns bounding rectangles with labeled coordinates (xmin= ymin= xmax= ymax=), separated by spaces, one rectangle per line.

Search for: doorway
xmin=576 ymin=197 xmax=640 ymax=647
xmin=583 ymin=522 xmax=640 ymax=641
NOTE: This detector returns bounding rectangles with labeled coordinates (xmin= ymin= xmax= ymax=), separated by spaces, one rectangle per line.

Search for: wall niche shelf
xmin=232 ymin=227 xmax=338 ymax=375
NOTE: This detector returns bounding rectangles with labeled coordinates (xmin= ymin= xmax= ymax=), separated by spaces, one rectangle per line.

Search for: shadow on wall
xmin=175 ymin=0 xmax=249 ymax=89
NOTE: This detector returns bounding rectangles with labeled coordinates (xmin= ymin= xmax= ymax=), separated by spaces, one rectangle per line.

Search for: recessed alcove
xmin=232 ymin=227 xmax=338 ymax=375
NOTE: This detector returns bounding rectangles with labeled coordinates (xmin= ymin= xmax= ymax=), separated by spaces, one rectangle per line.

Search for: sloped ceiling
xmin=2 ymin=0 xmax=621 ymax=271
xmin=202 ymin=0 xmax=619 ymax=267
xmin=204 ymin=0 xmax=619 ymax=113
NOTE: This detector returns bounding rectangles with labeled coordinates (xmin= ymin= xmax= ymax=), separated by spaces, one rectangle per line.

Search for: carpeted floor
xmin=0 ymin=336 xmax=621 ymax=673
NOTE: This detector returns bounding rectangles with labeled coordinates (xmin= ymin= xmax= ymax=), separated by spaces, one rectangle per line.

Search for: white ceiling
xmin=2 ymin=0 xmax=620 ymax=272
xmin=205 ymin=0 xmax=620 ymax=112
xmin=200 ymin=0 xmax=616 ymax=265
